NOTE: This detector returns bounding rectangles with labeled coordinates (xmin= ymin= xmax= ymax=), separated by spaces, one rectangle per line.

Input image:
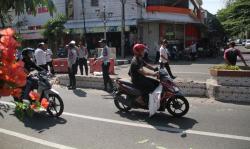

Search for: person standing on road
xmin=154 ymin=41 xmax=160 ymax=64
xmin=159 ymin=39 xmax=176 ymax=79
xmin=224 ymin=41 xmax=248 ymax=66
xmin=95 ymin=39 xmax=113 ymax=92
xmin=67 ymin=40 xmax=78 ymax=90
xmin=45 ymin=43 xmax=55 ymax=75
xmin=190 ymin=41 xmax=197 ymax=60
xmin=34 ymin=42 xmax=47 ymax=70
xmin=78 ymin=41 xmax=89 ymax=75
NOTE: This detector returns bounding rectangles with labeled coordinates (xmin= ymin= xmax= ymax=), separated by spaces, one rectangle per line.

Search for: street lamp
xmin=96 ymin=6 xmax=113 ymax=40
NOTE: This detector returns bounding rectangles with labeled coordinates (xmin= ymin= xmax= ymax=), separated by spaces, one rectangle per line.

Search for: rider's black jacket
xmin=22 ymin=58 xmax=43 ymax=73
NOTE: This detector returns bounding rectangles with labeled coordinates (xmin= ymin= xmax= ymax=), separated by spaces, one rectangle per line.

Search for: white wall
xmin=14 ymin=0 xmax=65 ymax=28
xmin=72 ymin=0 xmax=139 ymax=21
xmin=142 ymin=22 xmax=159 ymax=56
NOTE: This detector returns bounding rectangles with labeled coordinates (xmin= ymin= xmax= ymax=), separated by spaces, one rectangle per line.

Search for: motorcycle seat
xmin=118 ymin=79 xmax=142 ymax=96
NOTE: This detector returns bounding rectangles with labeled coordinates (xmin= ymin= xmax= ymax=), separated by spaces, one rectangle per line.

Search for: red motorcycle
xmin=112 ymin=68 xmax=189 ymax=117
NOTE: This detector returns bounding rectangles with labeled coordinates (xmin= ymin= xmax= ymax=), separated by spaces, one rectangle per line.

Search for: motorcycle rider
xmin=129 ymin=44 xmax=159 ymax=106
xmin=21 ymin=49 xmax=43 ymax=100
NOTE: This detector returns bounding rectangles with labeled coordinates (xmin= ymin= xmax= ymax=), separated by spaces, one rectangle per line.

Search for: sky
xmin=202 ymin=0 xmax=225 ymax=14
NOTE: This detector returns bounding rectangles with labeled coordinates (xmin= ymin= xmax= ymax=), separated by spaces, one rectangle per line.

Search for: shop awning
xmin=64 ymin=19 xmax=137 ymax=29
xmin=141 ymin=12 xmax=202 ymax=24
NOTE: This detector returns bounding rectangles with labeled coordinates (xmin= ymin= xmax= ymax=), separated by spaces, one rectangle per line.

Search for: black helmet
xmin=22 ymin=48 xmax=34 ymax=57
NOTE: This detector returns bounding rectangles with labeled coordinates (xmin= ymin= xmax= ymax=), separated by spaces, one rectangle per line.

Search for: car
xmin=245 ymin=39 xmax=250 ymax=49
xmin=235 ymin=39 xmax=242 ymax=45
xmin=242 ymin=39 xmax=246 ymax=46
xmin=57 ymin=48 xmax=68 ymax=58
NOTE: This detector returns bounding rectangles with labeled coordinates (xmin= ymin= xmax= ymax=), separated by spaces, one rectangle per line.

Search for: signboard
xmin=85 ymin=26 xmax=130 ymax=33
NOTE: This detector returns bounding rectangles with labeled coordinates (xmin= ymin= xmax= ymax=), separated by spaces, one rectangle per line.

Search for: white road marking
xmin=1 ymin=101 xmax=250 ymax=142
xmin=0 ymin=128 xmax=77 ymax=149
xmin=63 ymin=112 xmax=250 ymax=142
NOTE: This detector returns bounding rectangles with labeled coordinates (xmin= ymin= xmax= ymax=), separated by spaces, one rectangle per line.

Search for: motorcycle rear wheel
xmin=166 ymin=95 xmax=189 ymax=117
xmin=47 ymin=94 xmax=64 ymax=117
xmin=114 ymin=94 xmax=131 ymax=112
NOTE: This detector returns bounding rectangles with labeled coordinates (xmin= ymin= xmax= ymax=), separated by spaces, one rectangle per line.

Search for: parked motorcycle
xmin=13 ymin=71 xmax=64 ymax=117
xmin=112 ymin=68 xmax=189 ymax=117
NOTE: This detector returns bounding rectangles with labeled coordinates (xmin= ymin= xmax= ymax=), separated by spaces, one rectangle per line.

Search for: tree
xmin=217 ymin=0 xmax=250 ymax=38
xmin=0 ymin=0 xmax=56 ymax=28
xmin=43 ymin=14 xmax=67 ymax=54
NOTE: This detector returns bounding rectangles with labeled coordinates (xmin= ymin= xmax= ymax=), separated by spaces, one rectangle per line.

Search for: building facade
xmin=13 ymin=0 xmax=205 ymax=56
xmin=140 ymin=0 xmax=205 ymax=56
xmin=12 ymin=0 xmax=65 ymax=47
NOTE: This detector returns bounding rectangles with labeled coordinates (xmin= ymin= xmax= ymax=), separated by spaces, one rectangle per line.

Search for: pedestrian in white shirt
xmin=95 ymin=39 xmax=113 ymax=92
xmin=35 ymin=42 xmax=47 ymax=70
xmin=67 ymin=40 xmax=78 ymax=90
xmin=78 ymin=41 xmax=88 ymax=75
xmin=44 ymin=43 xmax=55 ymax=75
xmin=159 ymin=39 xmax=176 ymax=79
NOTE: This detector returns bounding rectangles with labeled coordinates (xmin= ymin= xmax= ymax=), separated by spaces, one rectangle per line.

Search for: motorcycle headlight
xmin=173 ymin=86 xmax=179 ymax=92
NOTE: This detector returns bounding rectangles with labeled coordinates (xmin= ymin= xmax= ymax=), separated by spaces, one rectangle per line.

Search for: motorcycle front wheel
xmin=47 ymin=94 xmax=64 ymax=117
xmin=114 ymin=94 xmax=131 ymax=112
xmin=166 ymin=95 xmax=189 ymax=117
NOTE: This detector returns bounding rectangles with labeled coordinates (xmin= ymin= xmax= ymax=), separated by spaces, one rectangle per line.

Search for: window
xmin=66 ymin=0 xmax=74 ymax=19
xmin=91 ymin=0 xmax=99 ymax=6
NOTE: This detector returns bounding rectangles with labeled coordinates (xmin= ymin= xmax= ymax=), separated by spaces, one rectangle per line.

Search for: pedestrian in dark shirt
xmin=129 ymin=44 xmax=159 ymax=106
xmin=224 ymin=41 xmax=248 ymax=66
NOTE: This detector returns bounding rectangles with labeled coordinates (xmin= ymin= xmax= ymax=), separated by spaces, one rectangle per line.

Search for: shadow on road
xmin=115 ymin=110 xmax=198 ymax=135
xmin=15 ymin=113 xmax=67 ymax=133
xmin=0 ymin=103 xmax=11 ymax=119
xmin=73 ymin=89 xmax=87 ymax=97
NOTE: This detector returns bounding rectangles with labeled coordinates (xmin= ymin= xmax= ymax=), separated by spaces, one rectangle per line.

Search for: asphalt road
xmin=1 ymin=86 xmax=250 ymax=149
xmin=114 ymin=46 xmax=250 ymax=82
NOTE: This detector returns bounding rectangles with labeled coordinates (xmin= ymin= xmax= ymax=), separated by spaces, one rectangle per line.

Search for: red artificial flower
xmin=29 ymin=91 xmax=40 ymax=101
xmin=0 ymin=28 xmax=15 ymax=36
xmin=11 ymin=88 xmax=22 ymax=98
xmin=41 ymin=98 xmax=49 ymax=109
xmin=0 ymin=87 xmax=13 ymax=96
xmin=0 ymin=28 xmax=26 ymax=97
xmin=30 ymin=104 xmax=36 ymax=110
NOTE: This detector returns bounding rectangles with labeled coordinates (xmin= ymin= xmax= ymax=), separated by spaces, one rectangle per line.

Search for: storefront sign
xmin=85 ymin=26 xmax=130 ymax=33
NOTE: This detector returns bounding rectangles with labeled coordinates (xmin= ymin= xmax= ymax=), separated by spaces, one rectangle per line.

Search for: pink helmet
xmin=133 ymin=44 xmax=145 ymax=56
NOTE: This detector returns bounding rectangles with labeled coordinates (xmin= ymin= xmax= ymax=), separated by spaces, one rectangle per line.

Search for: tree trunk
xmin=0 ymin=14 xmax=6 ymax=28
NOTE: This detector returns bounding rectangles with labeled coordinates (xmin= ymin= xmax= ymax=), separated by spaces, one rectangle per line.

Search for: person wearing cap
xmin=34 ymin=42 xmax=47 ymax=70
xmin=159 ymin=39 xmax=176 ymax=79
xmin=67 ymin=40 xmax=78 ymax=89
xmin=95 ymin=39 xmax=113 ymax=92
xmin=224 ymin=41 xmax=248 ymax=66
xmin=78 ymin=40 xmax=89 ymax=75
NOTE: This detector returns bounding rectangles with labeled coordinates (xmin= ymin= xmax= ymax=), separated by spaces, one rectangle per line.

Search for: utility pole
xmin=81 ymin=0 xmax=87 ymax=40
xmin=103 ymin=5 xmax=107 ymax=40
xmin=96 ymin=5 xmax=112 ymax=40
xmin=120 ymin=0 xmax=126 ymax=58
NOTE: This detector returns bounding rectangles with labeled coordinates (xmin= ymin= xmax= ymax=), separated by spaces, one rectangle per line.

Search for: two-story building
xmin=140 ymin=0 xmax=205 ymax=56
xmin=14 ymin=0 xmax=205 ymax=56
xmin=12 ymin=0 xmax=65 ymax=47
